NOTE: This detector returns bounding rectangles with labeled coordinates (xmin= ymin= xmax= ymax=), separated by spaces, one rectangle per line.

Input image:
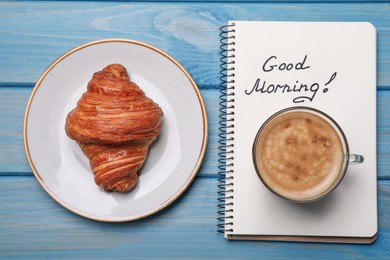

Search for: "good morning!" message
xmin=244 ymin=55 xmax=337 ymax=103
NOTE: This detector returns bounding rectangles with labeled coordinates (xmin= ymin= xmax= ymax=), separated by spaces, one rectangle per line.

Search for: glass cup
xmin=252 ymin=106 xmax=364 ymax=203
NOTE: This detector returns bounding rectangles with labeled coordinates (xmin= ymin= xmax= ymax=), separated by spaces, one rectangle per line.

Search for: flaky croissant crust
xmin=66 ymin=64 xmax=163 ymax=145
xmin=65 ymin=64 xmax=163 ymax=192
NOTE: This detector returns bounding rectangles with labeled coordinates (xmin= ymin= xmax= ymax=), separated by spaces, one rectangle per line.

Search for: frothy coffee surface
xmin=256 ymin=111 xmax=344 ymax=201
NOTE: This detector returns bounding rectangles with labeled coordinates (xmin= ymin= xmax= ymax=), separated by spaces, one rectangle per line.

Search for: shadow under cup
xmin=252 ymin=106 xmax=363 ymax=203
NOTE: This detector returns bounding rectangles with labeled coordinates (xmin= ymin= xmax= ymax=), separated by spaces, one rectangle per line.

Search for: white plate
xmin=24 ymin=39 xmax=208 ymax=222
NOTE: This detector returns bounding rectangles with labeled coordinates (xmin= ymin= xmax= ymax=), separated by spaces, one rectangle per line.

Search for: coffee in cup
xmin=253 ymin=106 xmax=363 ymax=203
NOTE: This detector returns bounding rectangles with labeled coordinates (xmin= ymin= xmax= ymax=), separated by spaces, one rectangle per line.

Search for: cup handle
xmin=349 ymin=154 xmax=364 ymax=164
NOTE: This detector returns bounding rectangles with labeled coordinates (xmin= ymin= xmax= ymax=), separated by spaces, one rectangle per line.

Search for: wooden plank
xmin=0 ymin=176 xmax=388 ymax=258
xmin=8 ymin=0 xmax=390 ymax=3
xmin=0 ymin=87 xmax=30 ymax=173
xmin=1 ymin=87 xmax=390 ymax=179
xmin=0 ymin=2 xmax=390 ymax=87
xmin=378 ymin=90 xmax=390 ymax=178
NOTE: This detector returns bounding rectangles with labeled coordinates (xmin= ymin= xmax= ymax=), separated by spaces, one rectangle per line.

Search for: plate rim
xmin=23 ymin=38 xmax=208 ymax=222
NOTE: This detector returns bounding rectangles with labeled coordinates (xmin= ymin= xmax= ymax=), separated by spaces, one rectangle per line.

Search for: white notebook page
xmin=225 ymin=21 xmax=377 ymax=239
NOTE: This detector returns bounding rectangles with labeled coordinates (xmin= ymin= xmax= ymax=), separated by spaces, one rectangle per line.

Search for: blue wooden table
xmin=1 ymin=1 xmax=389 ymax=258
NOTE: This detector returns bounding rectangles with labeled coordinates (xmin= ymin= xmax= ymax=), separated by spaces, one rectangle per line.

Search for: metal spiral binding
xmin=217 ymin=23 xmax=236 ymax=234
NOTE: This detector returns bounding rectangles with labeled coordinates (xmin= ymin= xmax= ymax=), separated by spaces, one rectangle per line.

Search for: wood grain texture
xmin=1 ymin=2 xmax=390 ymax=87
xmin=0 ymin=1 xmax=389 ymax=258
xmin=8 ymin=0 xmax=390 ymax=3
xmin=0 ymin=176 xmax=388 ymax=258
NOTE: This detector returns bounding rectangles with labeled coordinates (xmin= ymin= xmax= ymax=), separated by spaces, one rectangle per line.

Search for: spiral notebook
xmin=218 ymin=21 xmax=377 ymax=243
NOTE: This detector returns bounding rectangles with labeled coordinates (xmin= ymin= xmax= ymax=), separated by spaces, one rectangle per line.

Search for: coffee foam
xmin=256 ymin=111 xmax=344 ymax=201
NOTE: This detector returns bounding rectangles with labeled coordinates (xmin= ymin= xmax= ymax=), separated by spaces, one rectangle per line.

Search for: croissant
xmin=65 ymin=64 xmax=163 ymax=192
